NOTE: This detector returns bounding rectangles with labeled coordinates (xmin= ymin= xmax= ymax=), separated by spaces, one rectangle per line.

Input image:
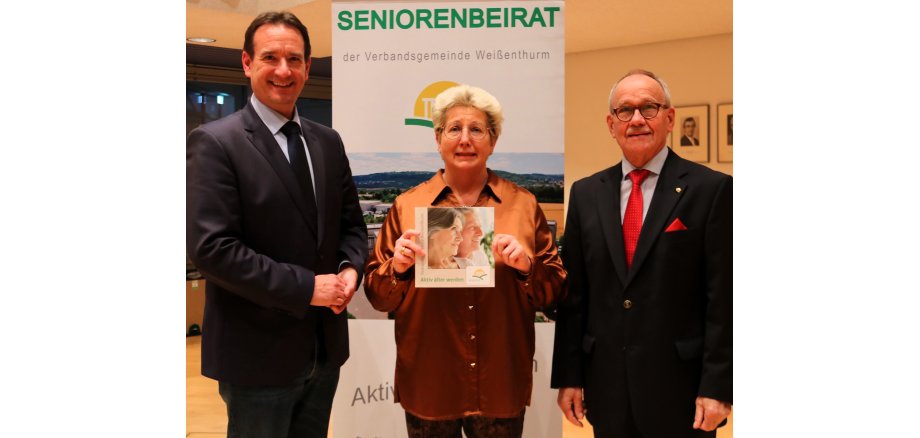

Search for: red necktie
xmin=623 ymin=169 xmax=650 ymax=269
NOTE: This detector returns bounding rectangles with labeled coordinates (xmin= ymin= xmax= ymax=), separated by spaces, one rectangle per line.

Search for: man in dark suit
xmin=680 ymin=117 xmax=700 ymax=146
xmin=552 ymin=69 xmax=731 ymax=437
xmin=186 ymin=11 xmax=367 ymax=437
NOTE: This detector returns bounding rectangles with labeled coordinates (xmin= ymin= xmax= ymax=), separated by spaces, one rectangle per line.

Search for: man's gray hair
xmin=607 ymin=69 xmax=672 ymax=111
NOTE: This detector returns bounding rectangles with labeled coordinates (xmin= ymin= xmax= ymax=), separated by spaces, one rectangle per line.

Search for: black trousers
xmin=218 ymin=364 xmax=340 ymax=438
xmin=405 ymin=409 xmax=526 ymax=438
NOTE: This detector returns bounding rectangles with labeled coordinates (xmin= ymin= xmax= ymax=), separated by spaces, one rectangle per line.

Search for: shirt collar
xmin=622 ymin=145 xmax=669 ymax=179
xmin=250 ymin=94 xmax=301 ymax=135
xmin=423 ymin=169 xmax=503 ymax=206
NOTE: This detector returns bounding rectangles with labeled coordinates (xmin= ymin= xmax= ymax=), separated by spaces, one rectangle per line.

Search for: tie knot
xmin=281 ymin=121 xmax=300 ymax=138
xmin=628 ymin=169 xmax=650 ymax=185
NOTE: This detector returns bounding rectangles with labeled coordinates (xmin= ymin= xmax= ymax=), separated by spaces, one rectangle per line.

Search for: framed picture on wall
xmin=670 ymin=105 xmax=709 ymax=163
xmin=717 ymin=103 xmax=733 ymax=163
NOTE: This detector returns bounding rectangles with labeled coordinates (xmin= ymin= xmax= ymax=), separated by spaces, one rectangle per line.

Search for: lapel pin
xmin=675 ymin=187 xmax=682 ymax=193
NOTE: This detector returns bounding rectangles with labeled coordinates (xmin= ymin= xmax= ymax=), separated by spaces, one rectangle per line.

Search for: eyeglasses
xmin=610 ymin=102 xmax=668 ymax=122
xmin=439 ymin=124 xmax=492 ymax=141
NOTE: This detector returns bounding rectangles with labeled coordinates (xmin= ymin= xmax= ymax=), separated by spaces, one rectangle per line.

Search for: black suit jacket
xmin=186 ymin=103 xmax=368 ymax=386
xmin=680 ymin=134 xmax=699 ymax=146
xmin=551 ymin=149 xmax=731 ymax=436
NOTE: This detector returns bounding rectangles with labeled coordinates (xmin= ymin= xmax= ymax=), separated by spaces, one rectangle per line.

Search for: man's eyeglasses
xmin=439 ymin=124 xmax=492 ymax=141
xmin=610 ymin=102 xmax=668 ymax=122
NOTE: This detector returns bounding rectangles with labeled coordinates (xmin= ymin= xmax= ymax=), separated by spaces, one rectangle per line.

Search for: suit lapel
xmin=242 ymin=105 xmax=318 ymax=240
xmin=596 ymin=165 xmax=629 ymax=286
xmin=301 ymin=120 xmax=326 ymax=244
xmin=626 ymin=149 xmax=687 ymax=285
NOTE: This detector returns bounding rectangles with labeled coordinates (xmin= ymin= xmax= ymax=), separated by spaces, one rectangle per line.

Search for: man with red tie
xmin=551 ymin=69 xmax=732 ymax=437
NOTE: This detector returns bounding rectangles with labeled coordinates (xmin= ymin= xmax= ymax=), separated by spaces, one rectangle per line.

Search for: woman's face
xmin=436 ymin=106 xmax=496 ymax=174
xmin=429 ymin=216 xmax=463 ymax=261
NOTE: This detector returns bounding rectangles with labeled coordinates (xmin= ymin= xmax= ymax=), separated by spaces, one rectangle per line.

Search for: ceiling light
xmin=187 ymin=37 xmax=216 ymax=43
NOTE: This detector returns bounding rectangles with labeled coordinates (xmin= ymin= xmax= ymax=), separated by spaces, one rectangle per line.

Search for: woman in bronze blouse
xmin=364 ymin=84 xmax=566 ymax=437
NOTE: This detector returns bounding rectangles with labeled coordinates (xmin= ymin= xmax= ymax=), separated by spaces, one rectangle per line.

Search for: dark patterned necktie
xmin=281 ymin=121 xmax=317 ymax=225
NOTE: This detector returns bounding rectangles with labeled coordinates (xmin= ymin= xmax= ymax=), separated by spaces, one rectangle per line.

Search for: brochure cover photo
xmin=414 ymin=206 xmax=495 ymax=288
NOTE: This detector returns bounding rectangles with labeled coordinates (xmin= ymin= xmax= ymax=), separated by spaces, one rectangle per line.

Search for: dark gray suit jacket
xmin=187 ymin=103 xmax=367 ymax=385
xmin=552 ymin=149 xmax=731 ymax=436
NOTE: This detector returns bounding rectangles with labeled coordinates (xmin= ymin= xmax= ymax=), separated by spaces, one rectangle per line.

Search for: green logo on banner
xmin=404 ymin=81 xmax=460 ymax=128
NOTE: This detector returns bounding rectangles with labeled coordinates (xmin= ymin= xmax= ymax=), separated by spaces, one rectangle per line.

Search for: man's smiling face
xmin=242 ymin=23 xmax=310 ymax=119
xmin=607 ymin=74 xmax=674 ymax=167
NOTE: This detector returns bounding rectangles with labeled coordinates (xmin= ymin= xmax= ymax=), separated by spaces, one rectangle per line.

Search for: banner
xmin=332 ymin=320 xmax=561 ymax=437
xmin=331 ymin=2 xmax=564 ymax=435
xmin=332 ymin=0 xmax=565 ymax=203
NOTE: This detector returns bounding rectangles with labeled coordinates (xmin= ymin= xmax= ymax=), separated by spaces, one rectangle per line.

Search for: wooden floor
xmin=187 ymin=337 xmax=731 ymax=437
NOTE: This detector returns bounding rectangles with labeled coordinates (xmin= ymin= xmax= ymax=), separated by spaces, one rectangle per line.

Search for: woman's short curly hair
xmin=431 ymin=84 xmax=504 ymax=139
